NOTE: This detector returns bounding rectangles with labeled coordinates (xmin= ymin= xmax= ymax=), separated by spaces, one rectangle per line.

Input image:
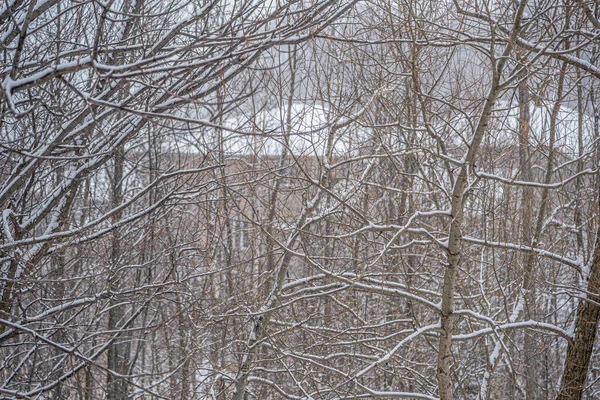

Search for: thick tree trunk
xmin=556 ymin=66 xmax=600 ymax=400
xmin=556 ymin=209 xmax=600 ymax=400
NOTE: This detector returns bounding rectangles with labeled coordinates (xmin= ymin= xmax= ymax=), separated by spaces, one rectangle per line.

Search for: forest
xmin=1 ymin=0 xmax=600 ymax=399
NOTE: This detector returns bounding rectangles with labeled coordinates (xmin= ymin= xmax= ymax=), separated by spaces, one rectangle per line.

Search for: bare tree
xmin=0 ymin=0 xmax=354 ymax=397
xmin=2 ymin=0 xmax=600 ymax=399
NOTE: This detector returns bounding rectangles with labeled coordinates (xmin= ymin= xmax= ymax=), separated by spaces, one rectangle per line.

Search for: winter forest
xmin=3 ymin=0 xmax=600 ymax=399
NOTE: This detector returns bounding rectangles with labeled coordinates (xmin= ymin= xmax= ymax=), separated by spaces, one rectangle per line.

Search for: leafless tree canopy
xmin=1 ymin=0 xmax=600 ymax=399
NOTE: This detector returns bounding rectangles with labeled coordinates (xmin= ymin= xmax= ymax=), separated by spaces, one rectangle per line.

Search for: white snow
xmin=167 ymin=102 xmax=371 ymax=157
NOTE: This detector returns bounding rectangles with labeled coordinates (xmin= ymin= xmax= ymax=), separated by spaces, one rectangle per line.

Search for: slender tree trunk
xmin=518 ymin=72 xmax=539 ymax=400
xmin=438 ymin=73 xmax=503 ymax=400
xmin=436 ymin=3 xmax=528 ymax=396
xmin=231 ymin=46 xmax=300 ymax=400
xmin=106 ymin=145 xmax=130 ymax=400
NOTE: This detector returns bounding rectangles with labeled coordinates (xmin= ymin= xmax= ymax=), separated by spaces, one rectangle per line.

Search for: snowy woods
xmin=2 ymin=0 xmax=600 ymax=399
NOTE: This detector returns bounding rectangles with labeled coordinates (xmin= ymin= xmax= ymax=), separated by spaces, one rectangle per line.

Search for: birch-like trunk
xmin=438 ymin=73 xmax=502 ymax=400
xmin=437 ymin=3 xmax=528 ymax=395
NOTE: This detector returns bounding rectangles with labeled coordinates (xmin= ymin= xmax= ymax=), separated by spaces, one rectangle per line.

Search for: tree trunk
xmin=518 ymin=72 xmax=539 ymax=400
xmin=435 ymin=3 xmax=527 ymax=397
xmin=106 ymin=145 xmax=130 ymax=400
xmin=557 ymin=94 xmax=600 ymax=399
xmin=556 ymin=224 xmax=600 ymax=400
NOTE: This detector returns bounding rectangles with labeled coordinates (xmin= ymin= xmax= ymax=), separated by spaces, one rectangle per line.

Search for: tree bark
xmin=556 ymin=222 xmax=600 ymax=400
xmin=437 ymin=69 xmax=502 ymax=400
xmin=106 ymin=145 xmax=130 ymax=400
xmin=557 ymin=95 xmax=600 ymax=399
xmin=436 ymin=3 xmax=529 ymax=395
xmin=518 ymin=72 xmax=539 ymax=400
